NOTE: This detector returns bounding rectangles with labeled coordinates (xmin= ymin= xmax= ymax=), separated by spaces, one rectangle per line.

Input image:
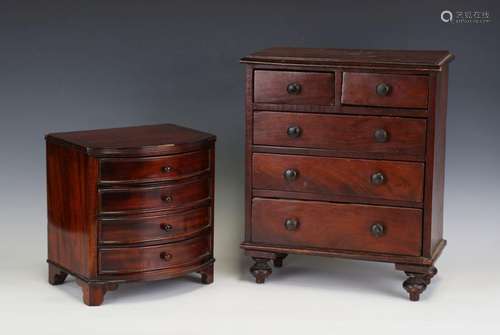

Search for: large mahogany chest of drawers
xmin=240 ymin=48 xmax=453 ymax=301
xmin=46 ymin=124 xmax=215 ymax=305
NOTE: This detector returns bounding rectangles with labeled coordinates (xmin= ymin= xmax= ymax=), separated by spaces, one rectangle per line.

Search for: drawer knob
xmin=160 ymin=252 xmax=173 ymax=261
xmin=287 ymin=126 xmax=302 ymax=138
xmin=376 ymin=83 xmax=391 ymax=96
xmin=162 ymin=166 xmax=174 ymax=173
xmin=287 ymin=82 xmax=302 ymax=95
xmin=162 ymin=224 xmax=173 ymax=232
xmin=162 ymin=195 xmax=173 ymax=203
xmin=283 ymin=169 xmax=298 ymax=181
xmin=370 ymin=223 xmax=385 ymax=237
xmin=374 ymin=128 xmax=389 ymax=143
xmin=371 ymin=172 xmax=385 ymax=185
xmin=284 ymin=218 xmax=299 ymax=231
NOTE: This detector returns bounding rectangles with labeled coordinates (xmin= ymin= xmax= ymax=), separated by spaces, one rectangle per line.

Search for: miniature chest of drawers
xmin=46 ymin=124 xmax=215 ymax=305
xmin=240 ymin=47 xmax=453 ymax=301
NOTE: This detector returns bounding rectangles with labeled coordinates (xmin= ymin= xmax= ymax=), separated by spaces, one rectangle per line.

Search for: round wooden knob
xmin=162 ymin=224 xmax=173 ymax=232
xmin=284 ymin=218 xmax=299 ymax=231
xmin=370 ymin=223 xmax=385 ymax=237
xmin=162 ymin=195 xmax=173 ymax=203
xmin=371 ymin=172 xmax=385 ymax=185
xmin=376 ymin=83 xmax=391 ymax=96
xmin=287 ymin=126 xmax=302 ymax=138
xmin=287 ymin=82 xmax=302 ymax=95
xmin=373 ymin=128 xmax=389 ymax=143
xmin=160 ymin=252 xmax=173 ymax=261
xmin=283 ymin=169 xmax=298 ymax=181
xmin=162 ymin=166 xmax=174 ymax=173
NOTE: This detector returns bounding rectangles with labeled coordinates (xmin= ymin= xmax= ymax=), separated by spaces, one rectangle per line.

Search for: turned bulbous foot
xmin=273 ymin=254 xmax=288 ymax=268
xmin=250 ymin=257 xmax=272 ymax=283
xmin=400 ymin=265 xmax=438 ymax=301
xmin=199 ymin=264 xmax=214 ymax=284
xmin=48 ymin=264 xmax=68 ymax=285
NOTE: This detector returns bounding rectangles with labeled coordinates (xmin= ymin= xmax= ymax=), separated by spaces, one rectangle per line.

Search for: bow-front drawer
xmin=98 ymin=234 xmax=211 ymax=274
xmin=252 ymin=198 xmax=422 ymax=256
xmin=341 ymin=72 xmax=429 ymax=108
xmin=253 ymin=153 xmax=424 ymax=203
xmin=99 ymin=207 xmax=211 ymax=245
xmin=99 ymin=177 xmax=210 ymax=215
xmin=100 ymin=150 xmax=210 ymax=184
xmin=254 ymin=70 xmax=334 ymax=105
xmin=253 ymin=111 xmax=426 ymax=160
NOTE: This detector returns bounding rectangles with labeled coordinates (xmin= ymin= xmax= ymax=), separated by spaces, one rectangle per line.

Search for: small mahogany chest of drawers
xmin=46 ymin=124 xmax=215 ymax=305
xmin=240 ymin=48 xmax=453 ymax=301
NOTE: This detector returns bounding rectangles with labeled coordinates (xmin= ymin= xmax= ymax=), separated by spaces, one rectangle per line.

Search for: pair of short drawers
xmin=251 ymin=70 xmax=428 ymax=257
xmin=98 ymin=150 xmax=212 ymax=274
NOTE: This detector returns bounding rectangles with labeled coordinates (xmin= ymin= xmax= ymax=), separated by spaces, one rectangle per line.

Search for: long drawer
xmin=99 ymin=234 xmax=211 ymax=274
xmin=99 ymin=207 xmax=211 ymax=245
xmin=253 ymin=112 xmax=426 ymax=159
xmin=253 ymin=153 xmax=424 ymax=203
xmin=252 ymin=198 xmax=422 ymax=256
xmin=100 ymin=150 xmax=210 ymax=184
xmin=99 ymin=177 xmax=210 ymax=215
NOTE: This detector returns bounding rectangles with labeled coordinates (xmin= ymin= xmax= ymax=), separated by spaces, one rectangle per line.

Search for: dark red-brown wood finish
xmin=46 ymin=124 xmax=216 ymax=305
xmin=241 ymin=47 xmax=453 ymax=301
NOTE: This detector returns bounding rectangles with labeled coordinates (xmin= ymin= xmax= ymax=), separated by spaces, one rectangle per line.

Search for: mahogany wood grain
xmin=342 ymin=72 xmax=429 ymax=108
xmin=99 ymin=234 xmax=211 ymax=274
xmin=241 ymin=48 xmax=452 ymax=300
xmin=99 ymin=206 xmax=211 ymax=245
xmin=253 ymin=111 xmax=426 ymax=159
xmin=252 ymin=198 xmax=422 ymax=256
xmin=46 ymin=123 xmax=215 ymax=157
xmin=241 ymin=47 xmax=454 ymax=71
xmin=46 ymin=142 xmax=98 ymax=278
xmin=46 ymin=124 xmax=216 ymax=305
xmin=100 ymin=150 xmax=209 ymax=184
xmin=253 ymin=153 xmax=424 ymax=203
xmin=254 ymin=70 xmax=334 ymax=105
xmin=99 ymin=176 xmax=210 ymax=215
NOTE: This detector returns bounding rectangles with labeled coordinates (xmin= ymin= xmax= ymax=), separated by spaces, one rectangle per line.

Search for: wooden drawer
xmin=99 ymin=207 xmax=210 ymax=245
xmin=100 ymin=150 xmax=209 ymax=184
xmin=99 ymin=177 xmax=210 ymax=215
xmin=99 ymin=234 xmax=211 ymax=274
xmin=342 ymin=73 xmax=429 ymax=108
xmin=252 ymin=198 xmax=422 ymax=256
xmin=253 ymin=153 xmax=424 ymax=203
xmin=253 ymin=112 xmax=426 ymax=159
xmin=254 ymin=70 xmax=334 ymax=105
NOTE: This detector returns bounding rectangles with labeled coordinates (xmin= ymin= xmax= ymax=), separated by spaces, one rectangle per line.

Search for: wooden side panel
xmin=47 ymin=142 xmax=98 ymax=279
xmin=429 ymin=66 xmax=448 ymax=255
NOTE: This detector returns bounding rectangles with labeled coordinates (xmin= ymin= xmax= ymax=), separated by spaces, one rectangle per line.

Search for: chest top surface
xmin=46 ymin=123 xmax=216 ymax=157
xmin=241 ymin=47 xmax=454 ymax=70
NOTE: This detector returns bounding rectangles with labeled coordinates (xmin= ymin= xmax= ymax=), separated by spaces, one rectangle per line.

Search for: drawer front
xmin=342 ymin=73 xmax=429 ymax=108
xmin=99 ymin=234 xmax=211 ymax=274
xmin=252 ymin=198 xmax=422 ymax=256
xmin=99 ymin=177 xmax=210 ymax=214
xmin=100 ymin=150 xmax=209 ymax=184
xmin=254 ymin=70 xmax=334 ymax=105
xmin=253 ymin=153 xmax=424 ymax=203
xmin=254 ymin=112 xmax=426 ymax=158
xmin=99 ymin=207 xmax=210 ymax=245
